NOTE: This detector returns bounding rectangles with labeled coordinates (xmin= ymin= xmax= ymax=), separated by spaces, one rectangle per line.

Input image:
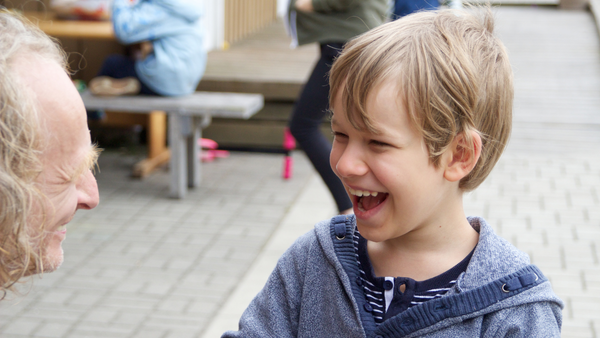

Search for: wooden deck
xmin=494 ymin=6 xmax=600 ymax=154
xmin=201 ymin=5 xmax=600 ymax=155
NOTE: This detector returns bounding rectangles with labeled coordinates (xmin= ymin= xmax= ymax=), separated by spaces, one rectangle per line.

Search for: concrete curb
xmin=589 ymin=0 xmax=600 ymax=36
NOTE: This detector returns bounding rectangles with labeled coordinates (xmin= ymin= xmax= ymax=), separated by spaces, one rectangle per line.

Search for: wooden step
xmin=203 ymin=102 xmax=332 ymax=149
xmin=197 ymin=20 xmax=322 ymax=147
xmin=198 ymin=19 xmax=319 ymax=101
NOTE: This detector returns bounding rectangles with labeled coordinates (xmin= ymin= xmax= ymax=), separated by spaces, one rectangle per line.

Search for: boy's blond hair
xmin=330 ymin=8 xmax=513 ymax=191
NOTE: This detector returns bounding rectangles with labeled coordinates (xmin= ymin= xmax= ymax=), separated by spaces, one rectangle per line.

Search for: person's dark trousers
xmin=289 ymin=42 xmax=353 ymax=213
xmin=97 ymin=54 xmax=160 ymax=96
xmin=392 ymin=0 xmax=439 ymax=19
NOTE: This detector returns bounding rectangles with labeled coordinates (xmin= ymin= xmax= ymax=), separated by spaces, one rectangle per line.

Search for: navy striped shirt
xmin=353 ymin=229 xmax=474 ymax=324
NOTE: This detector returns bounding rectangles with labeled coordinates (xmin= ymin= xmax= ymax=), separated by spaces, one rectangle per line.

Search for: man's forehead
xmin=15 ymin=55 xmax=85 ymax=129
xmin=15 ymin=55 xmax=91 ymax=165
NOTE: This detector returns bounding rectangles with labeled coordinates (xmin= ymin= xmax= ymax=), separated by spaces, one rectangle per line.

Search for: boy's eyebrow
xmin=330 ymin=114 xmax=340 ymax=126
xmin=70 ymin=144 xmax=101 ymax=181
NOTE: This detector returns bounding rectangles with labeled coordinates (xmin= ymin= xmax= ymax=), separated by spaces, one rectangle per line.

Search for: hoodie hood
xmin=451 ymin=216 xmax=531 ymax=292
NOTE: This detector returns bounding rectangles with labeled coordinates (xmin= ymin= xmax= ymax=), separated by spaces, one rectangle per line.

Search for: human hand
xmin=133 ymin=41 xmax=153 ymax=60
xmin=295 ymin=0 xmax=314 ymax=12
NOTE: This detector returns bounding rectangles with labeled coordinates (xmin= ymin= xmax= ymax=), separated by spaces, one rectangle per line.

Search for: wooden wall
xmin=224 ymin=0 xmax=277 ymax=45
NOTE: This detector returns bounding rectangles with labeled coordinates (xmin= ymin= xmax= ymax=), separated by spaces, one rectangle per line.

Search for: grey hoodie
xmin=223 ymin=216 xmax=563 ymax=337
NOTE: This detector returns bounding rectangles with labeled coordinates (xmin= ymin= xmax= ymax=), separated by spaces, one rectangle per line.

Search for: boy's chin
xmin=355 ymin=221 xmax=386 ymax=242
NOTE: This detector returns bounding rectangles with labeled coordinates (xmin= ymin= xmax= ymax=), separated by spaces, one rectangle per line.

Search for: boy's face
xmin=330 ymin=83 xmax=455 ymax=244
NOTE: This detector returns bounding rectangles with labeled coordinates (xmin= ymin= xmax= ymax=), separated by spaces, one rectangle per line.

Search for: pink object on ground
xmin=283 ymin=156 xmax=293 ymax=179
xmin=283 ymin=127 xmax=296 ymax=179
xmin=198 ymin=138 xmax=229 ymax=162
xmin=199 ymin=138 xmax=218 ymax=149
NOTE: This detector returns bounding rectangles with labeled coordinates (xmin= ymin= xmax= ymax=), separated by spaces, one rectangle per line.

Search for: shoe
xmin=89 ymin=76 xmax=141 ymax=96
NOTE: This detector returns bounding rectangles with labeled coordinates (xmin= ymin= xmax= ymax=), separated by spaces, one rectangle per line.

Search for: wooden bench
xmin=80 ymin=91 xmax=264 ymax=198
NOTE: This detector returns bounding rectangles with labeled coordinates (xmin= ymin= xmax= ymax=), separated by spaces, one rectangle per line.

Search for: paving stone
xmin=33 ymin=322 xmax=72 ymax=338
xmin=81 ymin=307 xmax=117 ymax=324
xmin=2 ymin=317 xmax=43 ymax=335
xmin=165 ymin=328 xmax=202 ymax=338
xmin=22 ymin=303 xmax=84 ymax=322
xmin=112 ymin=311 xmax=147 ymax=326
xmin=37 ymin=289 xmax=76 ymax=305
xmin=129 ymin=327 xmax=168 ymax=338
xmin=67 ymin=324 xmax=132 ymax=338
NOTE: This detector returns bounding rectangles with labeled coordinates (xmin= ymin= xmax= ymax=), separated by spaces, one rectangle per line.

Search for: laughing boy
xmin=223 ymin=8 xmax=563 ymax=337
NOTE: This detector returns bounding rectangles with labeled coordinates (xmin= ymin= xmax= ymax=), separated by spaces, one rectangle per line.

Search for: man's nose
xmin=77 ymin=170 xmax=99 ymax=210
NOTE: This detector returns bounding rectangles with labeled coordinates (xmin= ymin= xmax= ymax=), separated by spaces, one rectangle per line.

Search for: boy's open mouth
xmin=348 ymin=188 xmax=388 ymax=212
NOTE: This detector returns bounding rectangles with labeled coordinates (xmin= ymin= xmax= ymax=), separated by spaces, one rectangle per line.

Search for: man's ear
xmin=443 ymin=131 xmax=482 ymax=182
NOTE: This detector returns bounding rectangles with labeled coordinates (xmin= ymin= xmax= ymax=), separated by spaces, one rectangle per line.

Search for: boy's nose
xmin=334 ymin=146 xmax=369 ymax=178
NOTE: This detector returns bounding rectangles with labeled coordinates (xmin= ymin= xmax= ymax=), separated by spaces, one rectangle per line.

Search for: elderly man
xmin=0 ymin=10 xmax=100 ymax=293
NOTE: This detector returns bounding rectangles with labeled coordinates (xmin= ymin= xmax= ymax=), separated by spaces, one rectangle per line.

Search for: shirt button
xmin=356 ymin=277 xmax=363 ymax=287
xmin=364 ymin=303 xmax=373 ymax=312
xmin=383 ymin=280 xmax=393 ymax=290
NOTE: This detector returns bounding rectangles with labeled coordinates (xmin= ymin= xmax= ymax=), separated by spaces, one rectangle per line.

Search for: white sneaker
xmin=89 ymin=76 xmax=141 ymax=96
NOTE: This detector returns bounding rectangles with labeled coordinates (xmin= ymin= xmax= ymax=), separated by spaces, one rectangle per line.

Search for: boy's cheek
xmin=329 ymin=150 xmax=342 ymax=178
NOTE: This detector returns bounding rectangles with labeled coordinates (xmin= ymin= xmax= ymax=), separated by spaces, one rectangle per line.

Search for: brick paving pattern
xmin=0 ymin=152 xmax=315 ymax=338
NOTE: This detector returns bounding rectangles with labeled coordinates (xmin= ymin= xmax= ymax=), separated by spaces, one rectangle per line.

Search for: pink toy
xmin=282 ymin=127 xmax=296 ymax=179
xmin=198 ymin=138 xmax=229 ymax=162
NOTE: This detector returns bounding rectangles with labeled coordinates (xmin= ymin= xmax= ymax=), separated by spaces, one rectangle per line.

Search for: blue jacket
xmin=112 ymin=0 xmax=206 ymax=96
xmin=223 ymin=216 xmax=563 ymax=337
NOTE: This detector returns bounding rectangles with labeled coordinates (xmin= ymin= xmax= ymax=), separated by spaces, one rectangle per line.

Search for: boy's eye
xmin=332 ymin=131 xmax=348 ymax=139
xmin=370 ymin=140 xmax=389 ymax=147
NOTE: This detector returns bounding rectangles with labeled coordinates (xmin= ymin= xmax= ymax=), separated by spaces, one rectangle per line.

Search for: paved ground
xmin=0 ymin=150 xmax=320 ymax=338
xmin=0 ymin=5 xmax=599 ymax=338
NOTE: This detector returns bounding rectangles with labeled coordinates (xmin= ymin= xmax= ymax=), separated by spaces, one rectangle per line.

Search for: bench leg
xmin=168 ymin=113 xmax=188 ymax=199
xmin=187 ymin=116 xmax=201 ymax=188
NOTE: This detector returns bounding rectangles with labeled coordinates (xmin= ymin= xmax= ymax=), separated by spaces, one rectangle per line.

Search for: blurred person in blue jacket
xmin=89 ymin=0 xmax=206 ymax=97
xmin=392 ymin=0 xmax=439 ymax=20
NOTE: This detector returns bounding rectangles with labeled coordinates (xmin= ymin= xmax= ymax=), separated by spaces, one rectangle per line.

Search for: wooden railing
xmin=224 ymin=0 xmax=278 ymax=46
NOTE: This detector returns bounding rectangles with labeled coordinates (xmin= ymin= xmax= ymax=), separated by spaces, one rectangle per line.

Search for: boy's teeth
xmin=349 ymin=188 xmax=378 ymax=197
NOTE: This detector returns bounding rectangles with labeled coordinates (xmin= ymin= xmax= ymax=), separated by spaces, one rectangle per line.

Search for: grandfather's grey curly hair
xmin=0 ymin=9 xmax=68 ymax=294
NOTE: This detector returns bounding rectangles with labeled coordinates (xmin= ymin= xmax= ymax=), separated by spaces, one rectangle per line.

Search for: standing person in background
xmin=392 ymin=0 xmax=439 ymax=20
xmin=89 ymin=0 xmax=206 ymax=97
xmin=0 ymin=9 xmax=100 ymax=294
xmin=287 ymin=0 xmax=388 ymax=215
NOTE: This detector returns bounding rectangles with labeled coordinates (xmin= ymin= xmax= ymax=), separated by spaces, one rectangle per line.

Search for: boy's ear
xmin=443 ymin=131 xmax=482 ymax=183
